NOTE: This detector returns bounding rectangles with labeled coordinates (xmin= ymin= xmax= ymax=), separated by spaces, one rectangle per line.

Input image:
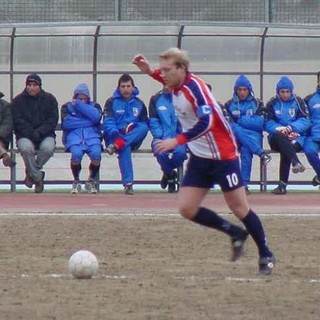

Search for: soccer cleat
xmin=311 ymin=175 xmax=320 ymax=186
xmin=124 ymin=183 xmax=134 ymax=195
xmin=160 ymin=173 xmax=169 ymax=189
xmin=272 ymin=183 xmax=287 ymax=195
xmin=85 ymin=179 xmax=98 ymax=194
xmin=105 ymin=144 xmax=117 ymax=155
xmin=258 ymin=255 xmax=276 ymax=275
xmin=292 ymin=162 xmax=305 ymax=174
xmin=260 ymin=152 xmax=272 ymax=165
xmin=231 ymin=229 xmax=249 ymax=261
xmin=34 ymin=171 xmax=45 ymax=193
xmin=71 ymin=180 xmax=82 ymax=194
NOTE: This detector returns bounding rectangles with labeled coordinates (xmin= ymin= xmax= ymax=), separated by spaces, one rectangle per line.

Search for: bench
xmin=7 ymin=145 xmax=184 ymax=193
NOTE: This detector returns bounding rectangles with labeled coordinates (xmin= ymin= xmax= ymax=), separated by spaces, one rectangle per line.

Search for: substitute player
xmin=132 ymin=48 xmax=275 ymax=275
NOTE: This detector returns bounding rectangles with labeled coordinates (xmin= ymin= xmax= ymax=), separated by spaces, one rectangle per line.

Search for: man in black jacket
xmin=12 ymin=74 xmax=59 ymax=193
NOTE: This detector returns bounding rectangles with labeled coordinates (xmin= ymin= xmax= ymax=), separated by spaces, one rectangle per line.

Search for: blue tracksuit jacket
xmin=61 ymin=93 xmax=102 ymax=151
xmin=224 ymin=93 xmax=265 ymax=185
xmin=264 ymin=95 xmax=310 ymax=147
xmin=148 ymin=90 xmax=187 ymax=175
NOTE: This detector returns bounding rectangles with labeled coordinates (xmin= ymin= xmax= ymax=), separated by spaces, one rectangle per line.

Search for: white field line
xmin=7 ymin=273 xmax=318 ymax=284
xmin=0 ymin=212 xmax=319 ymax=217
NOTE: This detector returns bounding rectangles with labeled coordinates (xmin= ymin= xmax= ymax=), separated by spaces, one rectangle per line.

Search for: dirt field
xmin=0 ymin=192 xmax=319 ymax=320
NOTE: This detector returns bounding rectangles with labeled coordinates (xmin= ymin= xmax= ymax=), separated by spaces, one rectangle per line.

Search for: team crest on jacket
xmin=289 ymin=108 xmax=296 ymax=117
xmin=133 ymin=108 xmax=139 ymax=116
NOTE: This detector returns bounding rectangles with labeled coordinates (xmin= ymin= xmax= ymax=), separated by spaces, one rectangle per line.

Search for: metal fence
xmin=0 ymin=0 xmax=319 ymax=24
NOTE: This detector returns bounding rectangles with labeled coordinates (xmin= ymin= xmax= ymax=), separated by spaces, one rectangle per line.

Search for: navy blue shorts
xmin=181 ymin=154 xmax=244 ymax=192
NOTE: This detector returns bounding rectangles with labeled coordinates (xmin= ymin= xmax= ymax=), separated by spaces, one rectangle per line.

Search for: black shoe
xmin=24 ymin=172 xmax=34 ymax=188
xmin=34 ymin=171 xmax=45 ymax=193
xmin=231 ymin=229 xmax=249 ymax=262
xmin=311 ymin=175 xmax=320 ymax=186
xmin=292 ymin=162 xmax=305 ymax=174
xmin=272 ymin=183 xmax=287 ymax=195
xmin=260 ymin=152 xmax=272 ymax=165
xmin=160 ymin=173 xmax=169 ymax=189
xmin=167 ymin=170 xmax=178 ymax=193
xmin=259 ymin=255 xmax=276 ymax=275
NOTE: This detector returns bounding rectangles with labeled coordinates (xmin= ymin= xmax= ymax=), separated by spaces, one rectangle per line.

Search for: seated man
xmin=0 ymin=92 xmax=16 ymax=168
xmin=264 ymin=76 xmax=310 ymax=195
xmin=12 ymin=74 xmax=58 ymax=193
xmin=103 ymin=74 xmax=149 ymax=195
xmin=223 ymin=75 xmax=271 ymax=195
xmin=148 ymin=86 xmax=187 ymax=193
xmin=303 ymin=71 xmax=320 ymax=186
xmin=61 ymin=83 xmax=103 ymax=194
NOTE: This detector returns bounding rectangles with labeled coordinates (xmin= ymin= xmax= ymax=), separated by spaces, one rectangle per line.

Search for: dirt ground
xmin=0 ymin=192 xmax=319 ymax=320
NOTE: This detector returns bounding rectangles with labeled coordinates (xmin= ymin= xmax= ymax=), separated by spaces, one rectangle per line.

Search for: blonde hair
xmin=159 ymin=47 xmax=190 ymax=70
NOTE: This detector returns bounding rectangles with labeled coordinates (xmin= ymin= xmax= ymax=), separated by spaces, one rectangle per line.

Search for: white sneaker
xmin=71 ymin=180 xmax=81 ymax=194
xmin=85 ymin=180 xmax=98 ymax=194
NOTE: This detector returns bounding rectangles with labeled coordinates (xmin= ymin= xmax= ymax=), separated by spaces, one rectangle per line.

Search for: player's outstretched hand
xmin=132 ymin=54 xmax=154 ymax=75
xmin=155 ymin=138 xmax=178 ymax=154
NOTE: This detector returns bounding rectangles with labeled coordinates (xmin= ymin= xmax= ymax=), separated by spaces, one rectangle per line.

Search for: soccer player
xmin=133 ymin=48 xmax=275 ymax=275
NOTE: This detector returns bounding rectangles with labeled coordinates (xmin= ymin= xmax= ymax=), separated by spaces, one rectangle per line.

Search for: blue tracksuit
xmin=264 ymin=95 xmax=310 ymax=147
xmin=103 ymin=87 xmax=149 ymax=185
xmin=303 ymin=86 xmax=320 ymax=177
xmin=61 ymin=83 xmax=102 ymax=162
xmin=148 ymin=90 xmax=187 ymax=175
xmin=224 ymin=75 xmax=265 ymax=186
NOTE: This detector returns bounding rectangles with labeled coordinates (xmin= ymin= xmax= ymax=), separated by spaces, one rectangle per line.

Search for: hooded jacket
xmin=103 ymin=86 xmax=148 ymax=139
xmin=61 ymin=83 xmax=102 ymax=151
xmin=148 ymin=90 xmax=182 ymax=139
xmin=304 ymin=86 xmax=320 ymax=141
xmin=264 ymin=76 xmax=310 ymax=146
xmin=224 ymin=75 xmax=265 ymax=137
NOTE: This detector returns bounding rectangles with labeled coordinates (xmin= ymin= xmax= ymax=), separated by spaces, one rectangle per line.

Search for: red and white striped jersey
xmin=152 ymin=69 xmax=239 ymax=160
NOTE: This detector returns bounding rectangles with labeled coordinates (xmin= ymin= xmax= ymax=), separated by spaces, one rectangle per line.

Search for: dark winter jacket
xmin=0 ymin=92 xmax=13 ymax=148
xmin=12 ymin=89 xmax=59 ymax=145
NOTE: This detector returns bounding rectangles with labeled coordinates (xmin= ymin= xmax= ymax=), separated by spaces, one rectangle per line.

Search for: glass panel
xmin=262 ymin=75 xmax=316 ymax=104
xmin=99 ymin=24 xmax=180 ymax=35
xmin=182 ymin=36 xmax=261 ymax=72
xmin=0 ymin=76 xmax=11 ymax=100
xmin=0 ymin=38 xmax=11 ymax=71
xmin=267 ymin=27 xmax=320 ymax=37
xmin=0 ymin=28 xmax=13 ymax=36
xmin=15 ymin=25 xmax=97 ymax=36
xmin=183 ymin=25 xmax=265 ymax=36
xmin=97 ymin=36 xmax=177 ymax=71
xmin=264 ymin=38 xmax=320 ymax=72
xmin=13 ymin=36 xmax=94 ymax=71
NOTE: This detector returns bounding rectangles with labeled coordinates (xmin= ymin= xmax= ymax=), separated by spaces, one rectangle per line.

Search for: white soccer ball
xmin=68 ymin=250 xmax=99 ymax=279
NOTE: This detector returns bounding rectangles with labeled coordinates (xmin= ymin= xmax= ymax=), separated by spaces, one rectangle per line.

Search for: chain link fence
xmin=0 ymin=0 xmax=319 ymax=24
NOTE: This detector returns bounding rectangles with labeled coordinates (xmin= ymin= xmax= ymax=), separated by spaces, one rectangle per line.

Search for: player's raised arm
xmin=132 ymin=54 xmax=154 ymax=75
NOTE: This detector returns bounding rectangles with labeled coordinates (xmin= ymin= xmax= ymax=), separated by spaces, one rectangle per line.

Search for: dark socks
xmin=241 ymin=209 xmax=272 ymax=258
xmin=71 ymin=163 xmax=81 ymax=180
xmin=191 ymin=207 xmax=244 ymax=238
xmin=89 ymin=163 xmax=100 ymax=180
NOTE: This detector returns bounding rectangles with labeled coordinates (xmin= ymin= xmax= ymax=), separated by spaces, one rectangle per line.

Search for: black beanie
xmin=26 ymin=73 xmax=42 ymax=87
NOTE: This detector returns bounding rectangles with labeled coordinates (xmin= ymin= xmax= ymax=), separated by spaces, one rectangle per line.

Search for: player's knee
xmin=178 ymin=204 xmax=197 ymax=220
